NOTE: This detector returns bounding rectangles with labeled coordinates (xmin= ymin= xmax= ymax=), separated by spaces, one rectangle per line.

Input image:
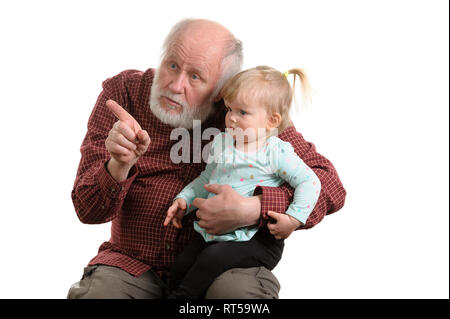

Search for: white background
xmin=0 ymin=0 xmax=448 ymax=299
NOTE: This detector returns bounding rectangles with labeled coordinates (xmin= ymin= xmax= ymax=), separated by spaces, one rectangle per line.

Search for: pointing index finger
xmin=106 ymin=99 xmax=134 ymax=122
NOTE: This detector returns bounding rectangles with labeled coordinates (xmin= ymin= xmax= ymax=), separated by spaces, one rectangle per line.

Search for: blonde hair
xmin=220 ymin=66 xmax=312 ymax=132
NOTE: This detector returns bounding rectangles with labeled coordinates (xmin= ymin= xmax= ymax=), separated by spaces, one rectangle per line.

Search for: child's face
xmin=224 ymin=99 xmax=271 ymax=143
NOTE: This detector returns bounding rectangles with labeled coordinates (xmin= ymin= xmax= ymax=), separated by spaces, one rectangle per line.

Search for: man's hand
xmin=193 ymin=184 xmax=261 ymax=235
xmin=267 ymin=211 xmax=301 ymax=239
xmin=164 ymin=198 xmax=187 ymax=229
xmin=105 ymin=100 xmax=151 ymax=181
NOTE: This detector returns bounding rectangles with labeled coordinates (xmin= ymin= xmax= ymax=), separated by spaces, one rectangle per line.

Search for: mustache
xmin=159 ymin=91 xmax=188 ymax=108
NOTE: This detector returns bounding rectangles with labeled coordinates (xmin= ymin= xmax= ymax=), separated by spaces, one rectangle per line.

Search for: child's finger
xmin=169 ymin=201 xmax=179 ymax=210
xmin=164 ymin=204 xmax=178 ymax=226
xmin=166 ymin=206 xmax=175 ymax=218
xmin=166 ymin=208 xmax=174 ymax=218
xmin=173 ymin=217 xmax=182 ymax=229
xmin=163 ymin=215 xmax=172 ymax=226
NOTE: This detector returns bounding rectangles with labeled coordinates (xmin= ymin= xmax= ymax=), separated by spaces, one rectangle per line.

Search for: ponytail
xmin=287 ymin=68 xmax=312 ymax=109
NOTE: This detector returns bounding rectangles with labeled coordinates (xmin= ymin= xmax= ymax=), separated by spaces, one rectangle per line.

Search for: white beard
xmin=149 ymin=69 xmax=215 ymax=129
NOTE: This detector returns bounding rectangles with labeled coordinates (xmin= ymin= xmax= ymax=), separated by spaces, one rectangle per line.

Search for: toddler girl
xmin=163 ymin=66 xmax=321 ymax=298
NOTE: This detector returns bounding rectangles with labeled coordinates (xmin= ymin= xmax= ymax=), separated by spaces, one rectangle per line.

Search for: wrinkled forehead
xmin=166 ymin=32 xmax=226 ymax=65
xmin=166 ymin=43 xmax=223 ymax=68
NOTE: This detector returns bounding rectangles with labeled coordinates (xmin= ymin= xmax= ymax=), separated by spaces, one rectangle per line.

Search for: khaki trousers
xmin=67 ymin=265 xmax=280 ymax=299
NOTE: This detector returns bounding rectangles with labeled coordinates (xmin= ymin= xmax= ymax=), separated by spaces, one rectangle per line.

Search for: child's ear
xmin=266 ymin=112 xmax=282 ymax=130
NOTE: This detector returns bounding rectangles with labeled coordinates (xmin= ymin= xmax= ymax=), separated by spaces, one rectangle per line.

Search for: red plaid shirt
xmin=72 ymin=68 xmax=346 ymax=278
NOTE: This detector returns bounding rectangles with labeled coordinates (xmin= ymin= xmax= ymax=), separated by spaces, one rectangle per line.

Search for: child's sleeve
xmin=173 ymin=133 xmax=222 ymax=215
xmin=269 ymin=140 xmax=321 ymax=224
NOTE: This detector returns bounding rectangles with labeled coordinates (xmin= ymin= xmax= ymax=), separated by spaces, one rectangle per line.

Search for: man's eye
xmin=169 ymin=63 xmax=177 ymax=69
xmin=191 ymin=74 xmax=199 ymax=80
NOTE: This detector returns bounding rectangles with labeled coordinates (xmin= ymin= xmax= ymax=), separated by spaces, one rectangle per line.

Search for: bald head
xmin=177 ymin=19 xmax=232 ymax=42
xmin=162 ymin=19 xmax=233 ymax=59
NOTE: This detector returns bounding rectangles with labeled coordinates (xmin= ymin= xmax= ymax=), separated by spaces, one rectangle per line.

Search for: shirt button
xmin=111 ymin=188 xmax=115 ymax=193
xmin=166 ymin=243 xmax=171 ymax=250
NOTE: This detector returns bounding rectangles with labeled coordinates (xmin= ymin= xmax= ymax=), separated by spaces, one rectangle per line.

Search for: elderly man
xmin=68 ymin=19 xmax=346 ymax=299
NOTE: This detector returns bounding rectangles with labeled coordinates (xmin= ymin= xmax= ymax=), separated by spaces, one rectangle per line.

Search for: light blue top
xmin=175 ymin=132 xmax=321 ymax=242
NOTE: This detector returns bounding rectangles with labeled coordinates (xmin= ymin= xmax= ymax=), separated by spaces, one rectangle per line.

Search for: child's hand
xmin=164 ymin=198 xmax=187 ymax=229
xmin=267 ymin=211 xmax=301 ymax=239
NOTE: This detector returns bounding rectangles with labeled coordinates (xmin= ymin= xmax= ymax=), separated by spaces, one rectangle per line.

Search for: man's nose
xmin=168 ymin=73 xmax=187 ymax=94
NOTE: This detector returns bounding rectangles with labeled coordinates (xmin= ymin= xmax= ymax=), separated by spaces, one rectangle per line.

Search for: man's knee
xmin=205 ymin=267 xmax=280 ymax=299
xmin=67 ymin=265 xmax=166 ymax=299
xmin=67 ymin=265 xmax=125 ymax=299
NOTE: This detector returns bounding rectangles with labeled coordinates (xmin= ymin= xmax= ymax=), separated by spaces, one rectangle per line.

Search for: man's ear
xmin=266 ymin=112 xmax=282 ymax=130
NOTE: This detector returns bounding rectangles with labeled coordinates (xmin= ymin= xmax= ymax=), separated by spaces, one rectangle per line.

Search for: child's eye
xmin=240 ymin=110 xmax=247 ymax=115
xmin=225 ymin=106 xmax=231 ymax=112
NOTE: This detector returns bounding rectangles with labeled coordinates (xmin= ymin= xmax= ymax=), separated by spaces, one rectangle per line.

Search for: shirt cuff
xmin=253 ymin=185 xmax=291 ymax=227
xmin=285 ymin=207 xmax=310 ymax=225
xmin=174 ymin=194 xmax=196 ymax=215
xmin=97 ymin=160 xmax=138 ymax=201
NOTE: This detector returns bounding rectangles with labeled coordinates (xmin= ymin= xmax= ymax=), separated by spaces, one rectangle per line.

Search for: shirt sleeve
xmin=269 ymin=140 xmax=321 ymax=224
xmin=174 ymin=133 xmax=222 ymax=214
xmin=174 ymin=161 xmax=217 ymax=214
xmin=253 ymin=126 xmax=347 ymax=230
xmin=71 ymin=71 xmax=139 ymax=224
